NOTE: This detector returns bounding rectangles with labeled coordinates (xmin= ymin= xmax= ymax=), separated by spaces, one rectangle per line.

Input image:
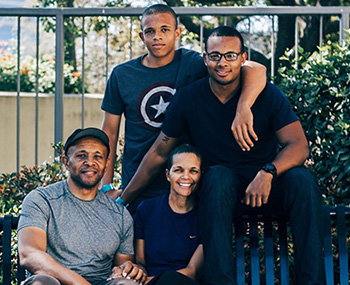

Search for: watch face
xmin=265 ymin=164 xmax=275 ymax=171
xmin=263 ymin=164 xmax=277 ymax=177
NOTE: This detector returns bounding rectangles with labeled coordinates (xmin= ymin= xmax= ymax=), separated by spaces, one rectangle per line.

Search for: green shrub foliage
xmin=276 ymin=35 xmax=350 ymax=205
xmin=0 ymin=143 xmax=66 ymax=215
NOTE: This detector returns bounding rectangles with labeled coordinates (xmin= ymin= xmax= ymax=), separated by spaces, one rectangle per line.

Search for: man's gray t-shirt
xmin=18 ymin=180 xmax=134 ymax=284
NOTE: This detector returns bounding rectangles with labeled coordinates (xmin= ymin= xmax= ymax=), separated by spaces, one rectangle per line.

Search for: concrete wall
xmin=0 ymin=92 xmax=124 ymax=174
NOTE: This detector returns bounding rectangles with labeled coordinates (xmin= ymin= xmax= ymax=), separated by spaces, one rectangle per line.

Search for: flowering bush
xmin=0 ymin=41 xmax=85 ymax=94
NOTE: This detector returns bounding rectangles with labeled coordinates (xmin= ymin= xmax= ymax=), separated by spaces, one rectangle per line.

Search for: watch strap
xmin=100 ymin=183 xmax=115 ymax=193
xmin=116 ymin=197 xmax=128 ymax=207
xmin=262 ymin=163 xmax=277 ymax=179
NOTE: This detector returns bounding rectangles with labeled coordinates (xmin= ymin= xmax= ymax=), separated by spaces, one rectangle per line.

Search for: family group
xmin=17 ymin=4 xmax=325 ymax=285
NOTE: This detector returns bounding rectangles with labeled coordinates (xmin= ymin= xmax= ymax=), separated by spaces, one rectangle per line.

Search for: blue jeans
xmin=199 ymin=165 xmax=325 ymax=285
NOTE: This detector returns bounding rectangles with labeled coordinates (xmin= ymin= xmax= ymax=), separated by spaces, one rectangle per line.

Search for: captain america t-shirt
xmin=101 ymin=48 xmax=207 ymax=194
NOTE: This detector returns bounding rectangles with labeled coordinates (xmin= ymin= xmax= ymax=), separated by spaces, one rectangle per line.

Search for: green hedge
xmin=275 ymin=35 xmax=350 ymax=205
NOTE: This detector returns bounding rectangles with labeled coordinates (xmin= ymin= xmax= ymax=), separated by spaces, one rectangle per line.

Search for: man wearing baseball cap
xmin=17 ymin=128 xmax=146 ymax=285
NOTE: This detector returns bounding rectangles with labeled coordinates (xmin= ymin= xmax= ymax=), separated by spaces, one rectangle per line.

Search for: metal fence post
xmin=340 ymin=11 xmax=349 ymax=43
xmin=16 ymin=17 xmax=21 ymax=173
xmin=55 ymin=11 xmax=64 ymax=149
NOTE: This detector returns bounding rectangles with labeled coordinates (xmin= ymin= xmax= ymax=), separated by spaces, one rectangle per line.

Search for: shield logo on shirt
xmin=137 ymin=82 xmax=177 ymax=131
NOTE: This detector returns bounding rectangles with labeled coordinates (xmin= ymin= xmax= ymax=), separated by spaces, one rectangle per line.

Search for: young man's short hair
xmin=141 ymin=4 xmax=178 ymax=29
xmin=205 ymin=26 xmax=245 ymax=52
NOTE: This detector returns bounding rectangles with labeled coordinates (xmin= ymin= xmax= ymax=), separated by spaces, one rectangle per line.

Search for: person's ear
xmin=61 ymin=155 xmax=69 ymax=170
xmin=175 ymin=26 xmax=181 ymax=41
xmin=166 ymin=169 xmax=171 ymax=182
xmin=139 ymin=31 xmax=145 ymax=43
xmin=241 ymin=51 xmax=247 ymax=66
xmin=203 ymin=53 xmax=208 ymax=66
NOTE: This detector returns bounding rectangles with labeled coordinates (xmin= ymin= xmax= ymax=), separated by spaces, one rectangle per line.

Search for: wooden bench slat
xmin=264 ymin=216 xmax=275 ymax=285
xmin=335 ymin=205 xmax=349 ymax=285
xmin=250 ymin=215 xmax=260 ymax=285
xmin=234 ymin=218 xmax=245 ymax=285
xmin=322 ymin=206 xmax=334 ymax=285
xmin=278 ymin=217 xmax=289 ymax=285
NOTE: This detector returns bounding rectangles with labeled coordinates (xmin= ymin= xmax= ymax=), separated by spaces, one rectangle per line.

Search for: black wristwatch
xmin=262 ymin=163 xmax=277 ymax=179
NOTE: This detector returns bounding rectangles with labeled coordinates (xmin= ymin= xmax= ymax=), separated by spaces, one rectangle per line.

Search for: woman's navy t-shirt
xmin=134 ymin=194 xmax=201 ymax=277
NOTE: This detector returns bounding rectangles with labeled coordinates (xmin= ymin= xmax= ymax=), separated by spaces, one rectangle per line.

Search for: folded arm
xmin=121 ymin=132 xmax=179 ymax=204
xmin=18 ymin=227 xmax=91 ymax=285
xmin=234 ymin=61 xmax=267 ymax=151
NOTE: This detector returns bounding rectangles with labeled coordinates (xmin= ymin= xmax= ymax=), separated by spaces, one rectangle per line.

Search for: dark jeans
xmin=148 ymin=271 xmax=199 ymax=285
xmin=21 ymin=274 xmax=137 ymax=285
xmin=199 ymin=165 xmax=325 ymax=285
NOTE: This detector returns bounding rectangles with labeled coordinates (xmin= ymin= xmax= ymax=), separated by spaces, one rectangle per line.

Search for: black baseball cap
xmin=64 ymin=127 xmax=110 ymax=155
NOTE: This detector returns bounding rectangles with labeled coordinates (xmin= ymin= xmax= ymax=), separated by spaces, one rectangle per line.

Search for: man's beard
xmin=70 ymin=172 xmax=102 ymax=190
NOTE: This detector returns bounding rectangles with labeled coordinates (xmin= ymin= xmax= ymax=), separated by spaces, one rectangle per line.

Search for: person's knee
xmin=21 ymin=274 xmax=60 ymax=285
xmin=281 ymin=167 xmax=321 ymax=203
xmin=201 ymin=165 xmax=236 ymax=199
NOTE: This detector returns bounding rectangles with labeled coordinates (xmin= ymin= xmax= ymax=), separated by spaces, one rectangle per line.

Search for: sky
xmin=0 ymin=0 xmax=27 ymax=7
xmin=0 ymin=0 xmax=27 ymax=41
xmin=0 ymin=0 xmax=157 ymax=7
xmin=0 ymin=0 xmax=155 ymax=42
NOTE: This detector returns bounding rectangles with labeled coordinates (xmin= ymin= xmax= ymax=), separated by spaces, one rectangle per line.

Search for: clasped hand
xmin=107 ymin=261 xmax=147 ymax=284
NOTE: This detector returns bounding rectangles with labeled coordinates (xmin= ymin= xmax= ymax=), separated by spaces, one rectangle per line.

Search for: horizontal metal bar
xmin=0 ymin=6 xmax=349 ymax=17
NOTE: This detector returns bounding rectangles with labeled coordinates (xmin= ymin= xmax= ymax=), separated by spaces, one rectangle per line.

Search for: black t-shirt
xmin=162 ymin=77 xmax=298 ymax=175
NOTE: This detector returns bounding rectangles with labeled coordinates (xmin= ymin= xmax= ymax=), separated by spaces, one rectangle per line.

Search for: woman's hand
xmin=108 ymin=261 xmax=147 ymax=284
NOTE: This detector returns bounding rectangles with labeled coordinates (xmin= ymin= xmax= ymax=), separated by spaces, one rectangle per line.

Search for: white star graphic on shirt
xmin=151 ymin=96 xmax=170 ymax=119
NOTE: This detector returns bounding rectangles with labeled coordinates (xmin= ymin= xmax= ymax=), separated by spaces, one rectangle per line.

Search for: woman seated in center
xmin=134 ymin=144 xmax=204 ymax=285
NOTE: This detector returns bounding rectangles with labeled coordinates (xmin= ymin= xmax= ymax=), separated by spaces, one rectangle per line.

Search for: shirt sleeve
xmin=101 ymin=67 xmax=124 ymax=115
xmin=17 ymin=189 xmax=50 ymax=233
xmin=117 ymin=207 xmax=135 ymax=255
xmin=268 ymin=84 xmax=299 ymax=132
xmin=161 ymin=90 xmax=188 ymax=138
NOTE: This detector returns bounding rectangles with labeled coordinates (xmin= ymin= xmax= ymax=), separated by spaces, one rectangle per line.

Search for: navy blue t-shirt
xmin=162 ymin=77 xmax=298 ymax=175
xmin=134 ymin=194 xmax=201 ymax=277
